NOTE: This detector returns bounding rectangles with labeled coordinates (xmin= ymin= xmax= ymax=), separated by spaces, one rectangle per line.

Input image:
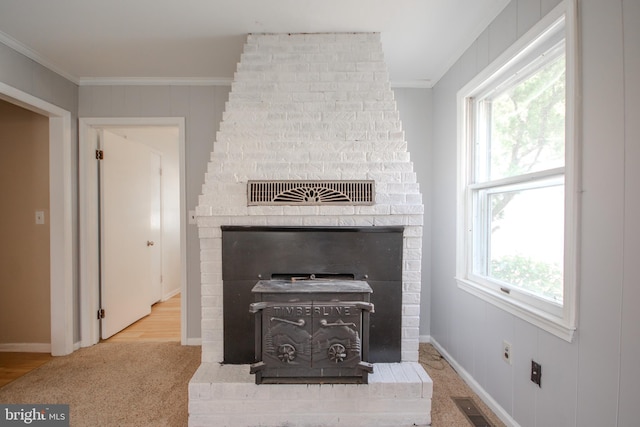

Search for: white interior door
xmin=149 ymin=151 xmax=163 ymax=304
xmin=100 ymin=130 xmax=153 ymax=339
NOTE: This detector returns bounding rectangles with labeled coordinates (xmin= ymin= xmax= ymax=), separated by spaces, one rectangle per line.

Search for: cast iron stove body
xmin=221 ymin=226 xmax=403 ymax=367
xmin=250 ymin=277 xmax=374 ymax=384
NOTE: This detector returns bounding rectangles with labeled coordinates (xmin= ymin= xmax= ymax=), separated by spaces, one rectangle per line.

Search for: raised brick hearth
xmin=190 ymin=32 xmax=431 ymax=426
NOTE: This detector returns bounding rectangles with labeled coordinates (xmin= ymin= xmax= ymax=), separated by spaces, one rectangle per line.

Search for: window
xmin=457 ymin=2 xmax=578 ymax=341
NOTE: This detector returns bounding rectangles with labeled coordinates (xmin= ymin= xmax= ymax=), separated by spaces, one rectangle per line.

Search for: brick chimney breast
xmin=197 ymin=33 xmax=422 ymax=220
xmin=196 ymin=32 xmax=423 ymax=363
xmin=191 ymin=32 xmax=431 ymax=427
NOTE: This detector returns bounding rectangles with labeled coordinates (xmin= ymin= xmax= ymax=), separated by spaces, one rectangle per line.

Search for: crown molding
xmin=390 ymin=80 xmax=433 ymax=89
xmin=86 ymin=77 xmax=427 ymax=88
xmin=1 ymin=29 xmax=429 ymax=89
xmin=78 ymin=77 xmax=233 ymax=86
xmin=0 ymin=30 xmax=80 ymax=85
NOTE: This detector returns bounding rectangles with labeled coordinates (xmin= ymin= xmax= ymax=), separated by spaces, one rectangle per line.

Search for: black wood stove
xmin=221 ymin=226 xmax=404 ymax=374
xmin=249 ymin=276 xmax=374 ymax=384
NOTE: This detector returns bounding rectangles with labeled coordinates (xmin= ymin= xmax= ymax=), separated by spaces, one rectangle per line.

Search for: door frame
xmin=0 ymin=82 xmax=74 ymax=356
xmin=79 ymin=117 xmax=187 ymax=346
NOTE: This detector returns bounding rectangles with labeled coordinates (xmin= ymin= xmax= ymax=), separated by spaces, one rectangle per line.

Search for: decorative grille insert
xmin=248 ymin=180 xmax=374 ymax=205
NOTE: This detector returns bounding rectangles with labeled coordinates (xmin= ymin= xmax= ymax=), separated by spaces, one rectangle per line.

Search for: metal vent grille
xmin=248 ymin=180 xmax=374 ymax=205
xmin=452 ymin=397 xmax=494 ymax=427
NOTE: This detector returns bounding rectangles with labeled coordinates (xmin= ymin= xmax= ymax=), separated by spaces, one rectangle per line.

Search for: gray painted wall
xmin=430 ymin=0 xmax=640 ymax=426
xmin=78 ymin=85 xmax=230 ymax=340
xmin=394 ymin=87 xmax=432 ymax=335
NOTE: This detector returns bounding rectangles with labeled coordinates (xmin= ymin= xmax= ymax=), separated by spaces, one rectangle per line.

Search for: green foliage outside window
xmin=482 ymin=50 xmax=566 ymax=301
xmin=491 ymin=255 xmax=563 ymax=303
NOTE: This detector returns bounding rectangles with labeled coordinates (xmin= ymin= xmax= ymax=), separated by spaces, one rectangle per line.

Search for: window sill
xmin=456 ymin=277 xmax=576 ymax=342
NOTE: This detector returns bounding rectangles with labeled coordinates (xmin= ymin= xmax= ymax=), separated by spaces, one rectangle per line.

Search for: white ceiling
xmin=0 ymin=0 xmax=508 ymax=87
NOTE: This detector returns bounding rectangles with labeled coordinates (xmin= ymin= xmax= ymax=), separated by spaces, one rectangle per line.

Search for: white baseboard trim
xmin=419 ymin=334 xmax=432 ymax=343
xmin=0 ymin=343 xmax=51 ymax=353
xmin=429 ymin=338 xmax=521 ymax=427
xmin=162 ymin=288 xmax=181 ymax=301
xmin=185 ymin=338 xmax=202 ymax=346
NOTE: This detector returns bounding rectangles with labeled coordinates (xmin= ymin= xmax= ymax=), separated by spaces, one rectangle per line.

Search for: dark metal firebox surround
xmin=221 ymin=226 xmax=404 ymax=365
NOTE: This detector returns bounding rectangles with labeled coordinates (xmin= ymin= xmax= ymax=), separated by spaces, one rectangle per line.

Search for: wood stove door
xmin=311 ymin=302 xmax=363 ymax=369
xmin=261 ymin=303 xmax=312 ymax=369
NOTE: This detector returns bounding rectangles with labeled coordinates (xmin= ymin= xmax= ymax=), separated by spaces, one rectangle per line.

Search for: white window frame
xmin=456 ymin=0 xmax=579 ymax=342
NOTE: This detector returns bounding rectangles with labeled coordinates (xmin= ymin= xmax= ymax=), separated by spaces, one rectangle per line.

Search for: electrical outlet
xmin=502 ymin=340 xmax=512 ymax=365
xmin=188 ymin=210 xmax=197 ymax=225
xmin=531 ymin=360 xmax=542 ymax=387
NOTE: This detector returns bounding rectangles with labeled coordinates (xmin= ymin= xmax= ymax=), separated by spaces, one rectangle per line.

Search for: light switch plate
xmin=35 ymin=210 xmax=45 ymax=225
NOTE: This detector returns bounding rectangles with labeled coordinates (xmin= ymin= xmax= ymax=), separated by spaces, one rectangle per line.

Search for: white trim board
xmin=419 ymin=335 xmax=432 ymax=343
xmin=0 ymin=31 xmax=79 ymax=85
xmin=185 ymin=338 xmax=202 ymax=346
xmin=0 ymin=82 xmax=74 ymax=356
xmin=429 ymin=337 xmax=520 ymax=427
xmin=162 ymin=287 xmax=181 ymax=302
xmin=0 ymin=343 xmax=52 ymax=353
xmin=78 ymin=77 xmax=233 ymax=86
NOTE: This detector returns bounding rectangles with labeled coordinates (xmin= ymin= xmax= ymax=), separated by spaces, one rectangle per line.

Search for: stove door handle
xmin=319 ymin=301 xmax=375 ymax=313
xmin=270 ymin=317 xmax=306 ymax=327
xmin=320 ymin=319 xmax=356 ymax=328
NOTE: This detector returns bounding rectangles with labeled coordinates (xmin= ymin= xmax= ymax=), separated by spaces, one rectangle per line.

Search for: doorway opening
xmin=103 ymin=295 xmax=181 ymax=342
xmin=0 ymin=100 xmax=51 ymax=351
xmin=79 ymin=118 xmax=187 ymax=346
xmin=0 ymin=83 xmax=73 ymax=356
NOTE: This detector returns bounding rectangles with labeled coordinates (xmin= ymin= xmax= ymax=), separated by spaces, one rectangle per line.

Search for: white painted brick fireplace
xmin=190 ymin=32 xmax=432 ymax=427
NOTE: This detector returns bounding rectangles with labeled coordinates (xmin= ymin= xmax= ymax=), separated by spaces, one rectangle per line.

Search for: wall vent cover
xmin=452 ymin=397 xmax=494 ymax=427
xmin=248 ymin=180 xmax=374 ymax=206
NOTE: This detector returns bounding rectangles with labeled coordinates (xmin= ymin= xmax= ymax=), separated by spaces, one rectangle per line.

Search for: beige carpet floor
xmin=0 ymin=342 xmax=200 ymax=426
xmin=0 ymin=342 xmax=503 ymax=426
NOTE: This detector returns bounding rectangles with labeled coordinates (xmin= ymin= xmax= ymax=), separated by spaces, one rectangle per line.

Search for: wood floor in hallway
xmin=0 ymin=352 xmax=52 ymax=388
xmin=104 ymin=294 xmax=181 ymax=342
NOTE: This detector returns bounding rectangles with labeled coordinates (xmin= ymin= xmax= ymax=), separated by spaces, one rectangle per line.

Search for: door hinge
xmin=97 ymin=308 xmax=105 ymax=319
xmin=96 ymin=150 xmax=104 ymax=160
